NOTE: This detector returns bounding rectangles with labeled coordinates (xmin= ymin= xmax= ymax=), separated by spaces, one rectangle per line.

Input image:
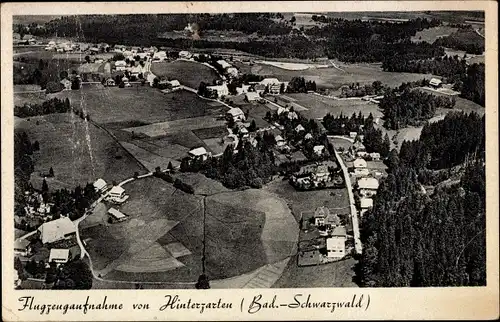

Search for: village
xmin=12 ymin=10 xmax=486 ymax=290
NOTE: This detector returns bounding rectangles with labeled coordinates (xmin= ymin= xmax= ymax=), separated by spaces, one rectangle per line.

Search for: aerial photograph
xmin=12 ymin=11 xmax=485 ymax=290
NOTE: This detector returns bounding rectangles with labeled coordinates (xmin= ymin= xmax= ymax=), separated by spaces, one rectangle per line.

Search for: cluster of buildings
xmin=298 ymin=206 xmax=349 ymax=266
xmin=290 ymin=161 xmax=343 ymax=190
xmin=93 ymin=178 xmax=130 ymax=205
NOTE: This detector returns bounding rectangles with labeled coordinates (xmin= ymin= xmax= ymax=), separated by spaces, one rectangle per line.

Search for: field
xmin=273 ymin=256 xmax=358 ymax=288
xmin=250 ymin=62 xmax=439 ymax=90
xmin=15 ymin=113 xmax=146 ymax=191
xmin=51 ymin=87 xmax=225 ymax=125
xmin=14 ymin=91 xmax=47 ymax=106
xmin=264 ymin=178 xmax=350 ymax=223
xmin=411 ymin=26 xmax=458 ymax=43
xmin=150 ymin=60 xmax=221 ymax=89
xmin=284 ymin=93 xmax=383 ymax=120
xmin=81 ymin=177 xmax=298 ymax=284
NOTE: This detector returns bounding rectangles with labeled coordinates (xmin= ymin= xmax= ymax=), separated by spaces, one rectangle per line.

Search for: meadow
xmin=51 ymin=87 xmax=224 ymax=125
xmin=150 ymin=60 xmax=221 ymax=89
xmin=15 ymin=113 xmax=146 ymax=191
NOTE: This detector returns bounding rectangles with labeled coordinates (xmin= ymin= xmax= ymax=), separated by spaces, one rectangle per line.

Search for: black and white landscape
xmin=13 ymin=11 xmax=486 ymax=290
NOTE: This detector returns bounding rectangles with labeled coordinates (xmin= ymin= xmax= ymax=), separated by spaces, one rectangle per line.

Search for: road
xmin=333 ymin=148 xmax=362 ymax=255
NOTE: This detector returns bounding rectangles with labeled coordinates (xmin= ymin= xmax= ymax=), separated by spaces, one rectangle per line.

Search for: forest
xmin=433 ymin=28 xmax=485 ymax=55
xmin=382 ymin=55 xmax=467 ymax=82
xmin=358 ymin=112 xmax=485 ymax=287
xmin=380 ymin=89 xmax=456 ymax=130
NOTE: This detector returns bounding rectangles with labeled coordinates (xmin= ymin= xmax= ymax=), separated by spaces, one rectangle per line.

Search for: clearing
xmin=150 ymin=60 xmax=221 ymax=89
xmin=411 ymin=26 xmax=458 ymax=43
xmin=284 ymin=93 xmax=383 ymax=120
xmin=15 ymin=113 xmax=146 ymax=191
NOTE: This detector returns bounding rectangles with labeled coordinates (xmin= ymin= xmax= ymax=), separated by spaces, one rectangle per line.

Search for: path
xmin=328 ymin=135 xmax=355 ymax=143
xmin=333 ymin=148 xmax=362 ymax=255
xmin=475 ymin=28 xmax=485 ymax=39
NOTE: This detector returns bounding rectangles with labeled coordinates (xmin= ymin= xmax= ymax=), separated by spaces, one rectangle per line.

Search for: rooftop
xmin=227 ymin=107 xmax=244 ymax=116
xmin=358 ymin=177 xmax=379 ymax=190
xmin=49 ymin=248 xmax=70 ymax=262
xmin=189 ymin=147 xmax=208 ymax=156
xmin=360 ymin=198 xmax=374 ymax=209
xmin=108 ymin=207 xmax=126 ymax=219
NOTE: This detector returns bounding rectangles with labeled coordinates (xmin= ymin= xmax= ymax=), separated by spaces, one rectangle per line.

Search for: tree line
xmin=15 ymin=98 xmax=71 ymax=118
xmin=358 ymin=111 xmax=485 ymax=287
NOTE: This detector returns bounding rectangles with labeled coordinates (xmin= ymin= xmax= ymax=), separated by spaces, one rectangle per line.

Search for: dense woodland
xmin=458 ymin=63 xmax=485 ymax=106
xmin=380 ymin=89 xmax=456 ymax=130
xmin=382 ymin=55 xmax=467 ymax=82
xmin=358 ymin=112 xmax=485 ymax=287
xmin=434 ymin=28 xmax=485 ymax=55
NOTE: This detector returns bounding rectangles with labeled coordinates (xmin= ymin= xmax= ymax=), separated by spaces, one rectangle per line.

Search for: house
xmin=326 ymin=226 xmax=347 ymax=259
xmin=60 ymin=78 xmax=72 ymax=90
xmin=314 ymin=206 xmax=330 ymax=226
xmin=353 ymin=158 xmax=367 ymax=168
xmin=216 ymin=60 xmax=232 ymax=69
xmin=357 ymin=151 xmax=369 ymax=158
xmin=108 ymin=207 xmax=127 ymax=223
xmin=226 ymin=107 xmax=246 ymax=122
xmin=349 ymin=132 xmax=358 ymax=139
xmin=253 ymin=83 xmax=267 ymax=94
xmin=357 ymin=177 xmax=379 ymax=197
xmin=287 ymin=111 xmax=298 ymax=120
xmin=115 ymin=60 xmax=127 ymax=71
xmin=188 ymin=147 xmax=208 ymax=161
xmin=353 ymin=141 xmax=366 ymax=152
xmin=313 ymin=145 xmax=325 ymax=156
xmin=207 ymin=83 xmax=229 ymax=97
xmin=304 ymin=133 xmax=313 ymax=140
xmin=105 ymin=78 xmax=116 ymax=87
xmin=168 ymin=80 xmax=181 ymax=90
xmin=14 ymin=239 xmax=31 ymax=257
xmin=107 ymin=186 xmax=129 ymax=204
xmin=360 ymin=197 xmax=373 ymax=216
xmin=295 ymin=124 xmax=305 ymax=132
xmin=275 ymin=135 xmax=286 ymax=147
xmin=429 ymin=78 xmax=442 ymax=89
xmin=178 ymin=50 xmax=192 ymax=59
xmin=38 ymin=217 xmax=76 ymax=244
xmin=259 ymin=78 xmax=282 ymax=95
xmin=245 ymin=92 xmax=260 ymax=102
xmin=153 ymin=51 xmax=167 ymax=61
xmin=89 ymin=47 xmax=100 ymax=54
xmin=93 ymin=178 xmax=108 ymax=193
xmin=354 ymin=168 xmax=370 ymax=177
xmin=226 ymin=67 xmax=239 ymax=78
xmin=370 ymin=152 xmax=381 ymax=161
xmin=311 ymin=165 xmax=330 ymax=183
xmin=48 ymin=248 xmax=70 ymax=265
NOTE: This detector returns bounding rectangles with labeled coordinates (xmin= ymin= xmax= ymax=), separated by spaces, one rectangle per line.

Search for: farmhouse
xmin=14 ymin=239 xmax=31 ymax=257
xmin=108 ymin=207 xmax=127 ymax=223
xmin=369 ymin=152 xmax=381 ymax=161
xmin=207 ymin=83 xmax=229 ymax=97
xmin=93 ymin=178 xmax=108 ymax=194
xmin=294 ymin=124 xmax=305 ymax=133
xmin=313 ymin=145 xmax=325 ymax=156
xmin=115 ymin=60 xmax=127 ymax=71
xmin=226 ymin=107 xmax=246 ymax=122
xmin=245 ymin=92 xmax=260 ymax=102
xmin=429 ymin=78 xmax=442 ymax=89
xmin=357 ymin=151 xmax=369 ymax=158
xmin=153 ymin=51 xmax=167 ymax=61
xmin=38 ymin=217 xmax=76 ymax=245
xmin=354 ymin=168 xmax=370 ymax=177
xmin=357 ymin=177 xmax=379 ymax=197
xmin=48 ymin=248 xmax=70 ymax=265
xmin=314 ymin=206 xmax=341 ymax=227
xmin=260 ymin=78 xmax=282 ymax=94
xmin=60 ymin=79 xmax=72 ymax=90
xmin=168 ymin=80 xmax=181 ymax=90
xmin=178 ymin=50 xmax=192 ymax=59
xmin=326 ymin=226 xmax=347 ymax=259
xmin=275 ymin=135 xmax=286 ymax=147
xmin=216 ymin=60 xmax=232 ymax=69
xmin=188 ymin=147 xmax=209 ymax=161
xmin=360 ymin=197 xmax=373 ymax=216
xmin=226 ymin=67 xmax=239 ymax=78
xmin=304 ymin=133 xmax=313 ymax=140
xmin=107 ymin=186 xmax=129 ymax=204
xmin=311 ymin=164 xmax=330 ymax=183
xmin=105 ymin=78 xmax=116 ymax=87
xmin=353 ymin=158 xmax=367 ymax=169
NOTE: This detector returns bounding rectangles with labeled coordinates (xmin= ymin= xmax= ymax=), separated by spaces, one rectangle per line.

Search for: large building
xmin=188 ymin=147 xmax=209 ymax=161
xmin=326 ymin=226 xmax=347 ymax=259
xmin=38 ymin=217 xmax=76 ymax=245
xmin=226 ymin=107 xmax=246 ymax=122
xmin=357 ymin=177 xmax=379 ymax=197
xmin=207 ymin=83 xmax=229 ymax=97
xmin=107 ymin=186 xmax=129 ymax=204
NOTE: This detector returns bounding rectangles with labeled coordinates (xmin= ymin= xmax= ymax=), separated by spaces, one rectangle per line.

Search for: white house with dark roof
xmin=188 ymin=147 xmax=208 ymax=161
xmin=326 ymin=226 xmax=347 ymax=259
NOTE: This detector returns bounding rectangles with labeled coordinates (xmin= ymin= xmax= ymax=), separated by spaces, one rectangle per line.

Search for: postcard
xmin=1 ymin=1 xmax=498 ymax=321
